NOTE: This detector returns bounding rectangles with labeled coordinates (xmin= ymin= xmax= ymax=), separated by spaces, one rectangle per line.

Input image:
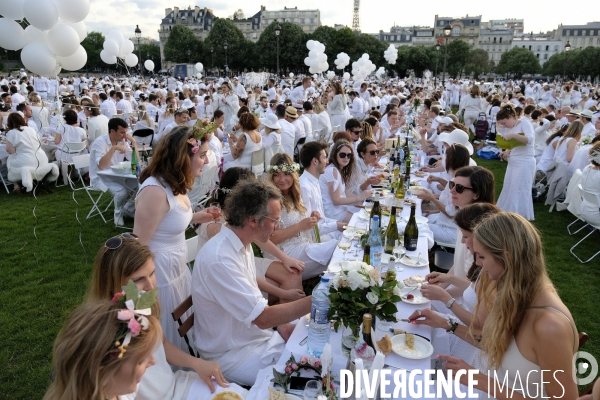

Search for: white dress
xmin=6 ymin=127 xmax=49 ymax=174
xmin=54 ymin=125 xmax=87 ymax=161
xmin=216 ymin=94 xmax=240 ymax=133
xmin=138 ymin=176 xmax=193 ymax=353
xmin=497 ymin=118 xmax=536 ymax=220
xmin=580 ymin=165 xmax=600 ymax=226
xmin=223 ymin=132 xmax=262 ymax=175
xmin=319 ymin=164 xmax=353 ymax=220
xmin=264 ymin=205 xmax=337 ymax=279
xmin=328 ymin=94 xmax=348 ymax=131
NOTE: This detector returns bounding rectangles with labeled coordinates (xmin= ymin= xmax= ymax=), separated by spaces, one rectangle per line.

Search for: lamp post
xmin=274 ymin=21 xmax=281 ymax=81
xmin=223 ymin=41 xmax=228 ymax=77
xmin=210 ymin=45 xmax=214 ymax=73
xmin=434 ymin=42 xmax=440 ymax=88
xmin=187 ymin=49 xmax=191 ymax=63
xmin=135 ymin=25 xmax=142 ymax=77
xmin=442 ymin=23 xmax=451 ymax=87
xmin=563 ymin=40 xmax=571 ymax=82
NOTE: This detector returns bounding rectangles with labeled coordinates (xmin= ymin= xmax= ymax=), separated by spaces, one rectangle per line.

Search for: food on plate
xmin=377 ymin=334 xmax=393 ymax=355
xmin=403 ymin=275 xmax=426 ymax=286
xmin=405 ymin=294 xmax=414 ymax=300
xmin=212 ymin=391 xmax=244 ymax=400
xmin=405 ymin=333 xmax=415 ymax=349
xmin=391 ymin=329 xmax=407 ymax=335
xmin=414 ymin=171 xmax=427 ymax=178
xmin=268 ymin=386 xmax=286 ymax=400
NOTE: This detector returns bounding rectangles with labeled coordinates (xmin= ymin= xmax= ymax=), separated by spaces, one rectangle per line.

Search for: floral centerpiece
xmin=328 ymin=261 xmax=404 ymax=337
xmin=412 ymin=98 xmax=421 ymax=113
xmin=271 ymin=354 xmax=338 ymax=400
xmin=581 ymin=136 xmax=592 ymax=146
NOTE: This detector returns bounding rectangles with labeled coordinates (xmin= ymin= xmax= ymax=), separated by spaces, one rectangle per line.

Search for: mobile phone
xmin=289 ymin=376 xmax=316 ymax=391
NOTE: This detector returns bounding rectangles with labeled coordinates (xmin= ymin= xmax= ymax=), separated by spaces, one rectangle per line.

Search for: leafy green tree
xmin=406 ymin=46 xmax=436 ymax=77
xmin=466 ymin=48 xmax=492 ymax=79
xmin=254 ymin=21 xmax=306 ymax=75
xmin=310 ymin=26 xmax=338 ymax=64
xmin=354 ymin=34 xmax=387 ymax=67
xmin=496 ymin=47 xmax=541 ymax=77
xmin=445 ymin=40 xmax=471 ymax=78
xmin=164 ymin=25 xmax=202 ymax=64
xmin=81 ymin=31 xmax=105 ymax=71
xmin=334 ymin=27 xmax=357 ymax=61
xmin=204 ymin=18 xmax=246 ymax=70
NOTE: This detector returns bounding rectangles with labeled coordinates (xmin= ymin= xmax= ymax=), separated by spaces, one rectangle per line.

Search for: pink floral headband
xmin=187 ymin=138 xmax=200 ymax=154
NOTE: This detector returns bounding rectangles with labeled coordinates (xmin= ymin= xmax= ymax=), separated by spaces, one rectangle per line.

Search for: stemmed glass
xmin=338 ymin=237 xmax=351 ymax=260
xmin=393 ymin=239 xmax=406 ymax=273
xmin=304 ymin=380 xmax=323 ymax=400
xmin=353 ymin=221 xmax=368 ymax=255
xmin=208 ymin=202 xmax=221 ymax=221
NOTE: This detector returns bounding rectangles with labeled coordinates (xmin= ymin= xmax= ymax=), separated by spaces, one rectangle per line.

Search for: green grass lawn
xmin=0 ymin=157 xmax=598 ymax=399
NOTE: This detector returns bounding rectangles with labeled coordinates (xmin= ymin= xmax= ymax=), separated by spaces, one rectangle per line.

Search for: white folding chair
xmin=72 ymin=154 xmax=113 ymax=223
xmin=185 ymin=236 xmax=199 ymax=270
xmin=0 ymin=162 xmax=13 ymax=194
xmin=57 ymin=142 xmax=87 ymax=188
xmin=570 ymin=184 xmax=600 ymax=263
xmin=251 ymin=147 xmax=265 ymax=177
xmin=312 ymin=129 xmax=324 ymax=142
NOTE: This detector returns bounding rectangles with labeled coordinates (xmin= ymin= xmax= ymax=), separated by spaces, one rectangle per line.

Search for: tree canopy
xmin=543 ymin=46 xmax=600 ymax=81
xmin=495 ymin=47 xmax=541 ymax=77
xmin=203 ymin=18 xmax=247 ymax=70
xmin=164 ymin=25 xmax=202 ymax=64
xmin=80 ymin=31 xmax=104 ymax=71
xmin=254 ymin=21 xmax=306 ymax=73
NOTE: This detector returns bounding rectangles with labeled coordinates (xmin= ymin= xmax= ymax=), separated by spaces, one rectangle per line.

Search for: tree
xmin=496 ymin=47 xmax=541 ymax=77
xmin=445 ymin=40 xmax=471 ymax=78
xmin=254 ymin=21 xmax=306 ymax=74
xmin=310 ymin=26 xmax=338 ymax=65
xmin=231 ymin=9 xmax=245 ymax=20
xmin=139 ymin=43 xmax=162 ymax=72
xmin=204 ymin=18 xmax=246 ymax=71
xmin=354 ymin=34 xmax=387 ymax=67
xmin=164 ymin=25 xmax=203 ymax=64
xmin=80 ymin=31 xmax=105 ymax=71
xmin=466 ymin=48 xmax=492 ymax=79
xmin=334 ymin=28 xmax=357 ymax=62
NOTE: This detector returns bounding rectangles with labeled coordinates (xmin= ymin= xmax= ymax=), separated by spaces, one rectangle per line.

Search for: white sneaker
xmin=114 ymin=215 xmax=125 ymax=227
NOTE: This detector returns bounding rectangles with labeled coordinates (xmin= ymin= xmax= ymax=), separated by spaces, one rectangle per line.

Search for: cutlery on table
xmin=388 ymin=328 xmax=431 ymax=342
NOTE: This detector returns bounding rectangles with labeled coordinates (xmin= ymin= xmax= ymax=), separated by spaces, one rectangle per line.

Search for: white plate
xmin=400 ymin=288 xmax=430 ymax=305
xmin=398 ymin=255 xmax=428 ymax=268
xmin=391 ymin=334 xmax=434 ymax=359
xmin=358 ymin=209 xmax=370 ymax=220
xmin=401 ymin=215 xmax=428 ymax=225
xmin=210 ymin=391 xmax=245 ymax=400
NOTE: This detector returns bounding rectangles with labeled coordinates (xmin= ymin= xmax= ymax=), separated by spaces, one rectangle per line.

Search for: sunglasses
xmin=351 ymin=130 xmax=362 ymax=135
xmin=105 ymin=233 xmax=138 ymax=250
xmin=338 ymin=152 xmax=353 ymax=159
xmin=449 ymin=181 xmax=474 ymax=194
xmin=368 ymin=150 xmax=380 ymax=156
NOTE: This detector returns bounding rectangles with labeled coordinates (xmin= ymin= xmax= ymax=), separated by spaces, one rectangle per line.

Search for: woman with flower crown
xmin=265 ymin=153 xmax=338 ymax=278
xmin=133 ymin=124 xmax=220 ymax=353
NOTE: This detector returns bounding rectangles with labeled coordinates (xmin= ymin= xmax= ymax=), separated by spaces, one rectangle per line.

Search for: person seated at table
xmin=82 ymin=98 xmax=109 ymax=147
xmin=131 ymin=104 xmax=155 ymax=146
xmin=5 ymin=112 xmax=54 ymax=193
xmin=155 ymin=99 xmax=176 ymax=142
xmin=580 ymin=142 xmax=600 ymax=227
xmin=415 ymin=143 xmax=471 ymax=244
xmin=348 ymin=138 xmax=383 ymax=197
xmin=418 ymin=212 xmax=579 ymax=400
xmin=265 ymin=153 xmax=338 ymax=279
xmin=86 ymin=234 xmax=231 ymax=399
xmin=54 ymin=109 xmax=87 ymax=162
xmin=320 ymin=140 xmax=372 ymax=223
xmin=199 ymin=167 xmax=305 ymax=303
xmin=89 ymin=117 xmax=138 ymax=226
xmin=259 ymin=113 xmax=284 ymax=163
xmin=223 ymin=113 xmax=263 ymax=175
xmin=363 ymin=117 xmax=384 ymax=151
xmin=160 ymin=107 xmax=190 ymax=140
xmin=192 ymin=179 xmax=313 ymax=386
xmin=43 ymin=299 xmax=160 ymax=400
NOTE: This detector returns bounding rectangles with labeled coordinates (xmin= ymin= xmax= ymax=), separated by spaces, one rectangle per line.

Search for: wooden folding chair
xmin=171 ymin=295 xmax=196 ymax=357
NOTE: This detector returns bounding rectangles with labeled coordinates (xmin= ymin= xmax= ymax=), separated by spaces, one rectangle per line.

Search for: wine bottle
xmin=404 ymin=156 xmax=411 ymax=182
xmin=395 ymin=175 xmax=405 ymax=200
xmin=362 ymin=314 xmax=375 ymax=350
xmin=130 ymin=146 xmax=139 ymax=176
xmin=369 ymin=193 xmax=382 ymax=230
xmin=403 ymin=136 xmax=409 ymax=160
xmin=404 ymin=202 xmax=419 ymax=251
xmin=368 ymin=216 xmax=383 ymax=269
xmin=362 ymin=243 xmax=371 ymax=264
xmin=141 ymin=144 xmax=149 ymax=167
xmin=384 ymin=206 xmax=399 ymax=254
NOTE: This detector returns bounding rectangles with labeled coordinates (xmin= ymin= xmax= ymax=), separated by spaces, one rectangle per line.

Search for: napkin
xmin=367 ymin=352 xmax=385 ymax=400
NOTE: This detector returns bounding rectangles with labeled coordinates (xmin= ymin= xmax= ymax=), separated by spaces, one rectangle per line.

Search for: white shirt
xmin=289 ymin=86 xmax=305 ymax=105
xmin=291 ymin=118 xmax=306 ymax=147
xmin=232 ymin=83 xmax=246 ymax=99
xmin=359 ymin=89 xmax=370 ymax=104
xmin=100 ymin=100 xmax=117 ymax=118
xmin=350 ymin=97 xmax=364 ymax=119
xmin=581 ymin=121 xmax=596 ymax=139
xmin=117 ymin=98 xmax=133 ymax=114
xmin=267 ymin=87 xmax=277 ymax=102
xmin=278 ymin=118 xmax=296 ymax=156
xmin=298 ymin=114 xmax=312 ymax=139
xmin=299 ymin=171 xmax=339 ymax=234
xmin=192 ymin=226 xmax=274 ymax=365
xmin=89 ymin=134 xmax=128 ymax=183
xmin=33 ymin=77 xmax=49 ymax=92
xmin=87 ymin=114 xmax=110 ymax=145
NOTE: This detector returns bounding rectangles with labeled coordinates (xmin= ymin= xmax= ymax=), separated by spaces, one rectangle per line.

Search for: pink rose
xmin=300 ymin=356 xmax=308 ymax=365
xmin=314 ymin=360 xmax=322 ymax=368
xmin=308 ymin=357 xmax=316 ymax=366
xmin=285 ymin=365 xmax=293 ymax=374
xmin=112 ymin=291 xmax=125 ymax=303
xmin=128 ymin=318 xmax=142 ymax=335
xmin=117 ymin=309 xmax=134 ymax=321
xmin=291 ymin=363 xmax=298 ymax=371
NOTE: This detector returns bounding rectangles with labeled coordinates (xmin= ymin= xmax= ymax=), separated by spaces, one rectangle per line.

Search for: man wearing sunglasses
xmin=192 ymin=180 xmax=312 ymax=386
xmin=345 ymin=118 xmax=362 ymax=153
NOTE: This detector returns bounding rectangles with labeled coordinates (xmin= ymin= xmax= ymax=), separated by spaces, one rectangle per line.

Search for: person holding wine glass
xmin=267 ymin=153 xmax=338 ymax=279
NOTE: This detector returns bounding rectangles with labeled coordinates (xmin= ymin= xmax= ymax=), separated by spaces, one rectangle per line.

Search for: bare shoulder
xmin=530 ymin=306 xmax=576 ymax=345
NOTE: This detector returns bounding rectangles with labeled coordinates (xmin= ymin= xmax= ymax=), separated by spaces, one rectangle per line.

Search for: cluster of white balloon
xmin=375 ymin=67 xmax=386 ymax=78
xmin=334 ymin=52 xmax=350 ymax=70
xmin=101 ymin=31 xmax=140 ymax=69
xmin=351 ymin=54 xmax=376 ymax=82
xmin=384 ymin=44 xmax=398 ymax=65
xmin=304 ymin=40 xmax=328 ymax=75
xmin=194 ymin=62 xmax=203 ymax=79
xmin=0 ymin=0 xmax=90 ymax=75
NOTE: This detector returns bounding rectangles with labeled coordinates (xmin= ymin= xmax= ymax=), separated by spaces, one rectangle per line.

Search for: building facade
xmin=433 ymin=15 xmax=482 ymax=49
xmin=555 ymin=22 xmax=600 ymax=50
xmin=479 ymin=29 xmax=513 ymax=65
xmin=511 ymin=34 xmax=563 ymax=64
xmin=484 ymin=19 xmax=524 ymax=34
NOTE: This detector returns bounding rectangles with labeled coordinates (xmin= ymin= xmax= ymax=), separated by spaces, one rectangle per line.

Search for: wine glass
xmin=393 ymin=239 xmax=406 ymax=273
xmin=338 ymin=238 xmax=351 ymax=260
xmin=209 ymin=202 xmax=221 ymax=221
xmin=304 ymin=380 xmax=323 ymax=400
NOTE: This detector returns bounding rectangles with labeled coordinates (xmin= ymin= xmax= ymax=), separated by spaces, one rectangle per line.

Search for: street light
xmin=442 ymin=23 xmax=451 ymax=87
xmin=210 ymin=45 xmax=214 ymax=72
xmin=135 ymin=25 xmax=142 ymax=77
xmin=434 ymin=42 xmax=440 ymax=88
xmin=274 ymin=21 xmax=281 ymax=80
xmin=223 ymin=41 xmax=228 ymax=77
xmin=563 ymin=40 xmax=571 ymax=82
xmin=187 ymin=49 xmax=191 ymax=63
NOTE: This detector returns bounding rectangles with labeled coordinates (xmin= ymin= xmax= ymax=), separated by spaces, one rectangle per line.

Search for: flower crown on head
xmin=187 ymin=119 xmax=220 ymax=153
xmin=589 ymin=147 xmax=600 ymax=165
xmin=267 ymin=163 xmax=301 ymax=174
xmin=108 ymin=280 xmax=158 ymax=360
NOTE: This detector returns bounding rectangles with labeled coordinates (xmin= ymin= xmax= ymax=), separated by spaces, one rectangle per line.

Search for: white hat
xmin=181 ymin=98 xmax=195 ymax=109
xmin=580 ymin=109 xmax=594 ymax=119
xmin=260 ymin=113 xmax=281 ymax=130
xmin=438 ymin=129 xmax=473 ymax=155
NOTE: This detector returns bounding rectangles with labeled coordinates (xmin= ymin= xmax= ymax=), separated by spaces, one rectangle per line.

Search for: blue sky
xmin=85 ymin=0 xmax=596 ymax=41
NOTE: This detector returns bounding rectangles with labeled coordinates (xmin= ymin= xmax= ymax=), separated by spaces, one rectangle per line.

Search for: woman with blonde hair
xmin=223 ymin=112 xmax=263 ymax=174
xmin=156 ymin=98 xmax=176 ymax=140
xmin=86 ymin=235 xmax=232 ymax=399
xmin=436 ymin=212 xmax=579 ymax=400
xmin=312 ymin=100 xmax=332 ymax=138
xmin=266 ymin=153 xmax=337 ymax=278
xmin=43 ymin=300 xmax=161 ymax=400
xmin=132 ymin=104 xmax=155 ymax=147
xmin=553 ymin=119 xmax=583 ymax=165
xmin=328 ymin=81 xmax=348 ymax=132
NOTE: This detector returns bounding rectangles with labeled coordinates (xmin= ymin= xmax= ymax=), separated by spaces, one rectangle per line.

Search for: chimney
xmin=174 ymin=7 xmax=179 ymax=19
xmin=165 ymin=8 xmax=172 ymax=17
xmin=195 ymin=5 xmax=199 ymax=16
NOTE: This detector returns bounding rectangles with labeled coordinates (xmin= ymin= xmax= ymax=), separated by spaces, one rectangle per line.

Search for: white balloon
xmin=361 ymin=53 xmax=369 ymax=60
xmin=53 ymin=0 xmax=90 ymax=23
xmin=145 ymin=60 xmax=155 ymax=71
xmin=54 ymin=63 xmax=62 ymax=76
xmin=66 ymin=21 xmax=87 ymax=43
xmin=343 ymin=72 xmax=350 ymax=80
xmin=309 ymin=66 xmax=318 ymax=74
xmin=100 ymin=49 xmax=117 ymax=64
xmin=57 ymin=45 xmax=87 ymax=71
xmin=310 ymin=58 xmax=320 ymax=68
xmin=48 ymin=23 xmax=80 ymax=57
xmin=304 ymin=57 xmax=311 ymax=67
xmin=24 ymin=0 xmax=59 ymax=31
xmin=24 ymin=25 xmax=49 ymax=47
xmin=313 ymin=74 xmax=318 ymax=79
xmin=0 ymin=0 xmax=25 ymax=21
xmin=196 ymin=73 xmax=202 ymax=78
xmin=317 ymin=53 xmax=327 ymax=63
xmin=306 ymin=40 xmax=315 ymax=50
xmin=107 ymin=30 xmax=124 ymax=49
xmin=21 ymin=42 xmax=56 ymax=75
xmin=289 ymin=73 xmax=294 ymax=78
xmin=125 ymin=53 xmax=138 ymax=68
xmin=308 ymin=50 xmax=317 ymax=58
xmin=195 ymin=62 xmax=203 ymax=72
xmin=120 ymin=39 xmax=134 ymax=56
xmin=0 ymin=18 xmax=26 ymax=50
xmin=317 ymin=43 xmax=325 ymax=53
xmin=357 ymin=59 xmax=365 ymax=67
xmin=103 ymin=39 xmax=119 ymax=57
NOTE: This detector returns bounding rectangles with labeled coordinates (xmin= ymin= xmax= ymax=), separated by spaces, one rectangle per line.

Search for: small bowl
xmin=111 ymin=165 xmax=130 ymax=175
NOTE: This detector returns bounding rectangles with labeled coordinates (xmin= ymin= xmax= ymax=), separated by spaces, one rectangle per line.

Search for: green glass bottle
xmin=362 ymin=243 xmax=371 ymax=264
xmin=404 ymin=202 xmax=419 ymax=251
xmin=369 ymin=193 xmax=382 ymax=230
xmin=384 ymin=206 xmax=399 ymax=254
xmin=395 ymin=174 xmax=405 ymax=200
xmin=130 ymin=147 xmax=139 ymax=176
